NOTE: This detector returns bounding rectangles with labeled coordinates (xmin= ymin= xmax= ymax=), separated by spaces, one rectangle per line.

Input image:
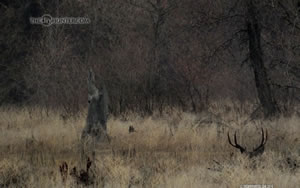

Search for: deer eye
xmin=88 ymin=100 xmax=91 ymax=103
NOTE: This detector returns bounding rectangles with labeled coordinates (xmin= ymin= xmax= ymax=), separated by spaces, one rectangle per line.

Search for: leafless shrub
xmin=59 ymin=158 xmax=94 ymax=186
xmin=129 ymin=126 xmax=135 ymax=133
xmin=59 ymin=162 xmax=68 ymax=183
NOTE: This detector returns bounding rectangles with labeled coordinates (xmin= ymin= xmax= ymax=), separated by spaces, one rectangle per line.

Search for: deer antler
xmin=228 ymin=128 xmax=268 ymax=158
xmin=227 ymin=131 xmax=246 ymax=153
xmin=250 ymin=128 xmax=267 ymax=158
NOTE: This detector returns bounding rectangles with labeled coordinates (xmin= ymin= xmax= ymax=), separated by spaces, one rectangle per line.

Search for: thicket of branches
xmin=1 ymin=0 xmax=300 ymax=117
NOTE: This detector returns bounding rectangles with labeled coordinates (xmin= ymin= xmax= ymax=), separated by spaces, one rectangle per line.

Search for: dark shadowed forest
xmin=1 ymin=0 xmax=300 ymax=117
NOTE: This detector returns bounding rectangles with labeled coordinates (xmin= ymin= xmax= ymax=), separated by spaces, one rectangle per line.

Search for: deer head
xmin=228 ymin=128 xmax=268 ymax=158
xmin=87 ymin=68 xmax=102 ymax=104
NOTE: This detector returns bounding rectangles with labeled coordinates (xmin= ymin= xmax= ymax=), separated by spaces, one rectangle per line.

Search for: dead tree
xmin=228 ymin=128 xmax=268 ymax=158
xmin=246 ymin=0 xmax=280 ymax=118
xmin=81 ymin=68 xmax=110 ymax=142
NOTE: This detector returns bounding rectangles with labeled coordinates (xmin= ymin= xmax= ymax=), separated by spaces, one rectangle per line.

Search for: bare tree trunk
xmin=247 ymin=0 xmax=280 ymax=118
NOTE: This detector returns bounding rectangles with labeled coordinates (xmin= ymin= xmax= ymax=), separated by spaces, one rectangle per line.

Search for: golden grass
xmin=0 ymin=105 xmax=299 ymax=187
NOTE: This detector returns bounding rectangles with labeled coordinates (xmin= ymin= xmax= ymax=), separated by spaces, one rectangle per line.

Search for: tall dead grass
xmin=0 ymin=104 xmax=299 ymax=187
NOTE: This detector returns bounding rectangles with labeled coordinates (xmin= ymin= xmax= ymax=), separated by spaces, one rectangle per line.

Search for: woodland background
xmin=1 ymin=0 xmax=300 ymax=117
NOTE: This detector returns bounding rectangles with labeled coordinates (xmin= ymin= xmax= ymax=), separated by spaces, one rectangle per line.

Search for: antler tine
xmin=260 ymin=128 xmax=265 ymax=145
xmin=234 ymin=132 xmax=238 ymax=145
xmin=227 ymin=132 xmax=235 ymax=147
xmin=234 ymin=132 xmax=246 ymax=153
xmin=260 ymin=128 xmax=268 ymax=146
xmin=264 ymin=128 xmax=268 ymax=145
xmin=228 ymin=131 xmax=246 ymax=153
xmin=253 ymin=128 xmax=267 ymax=152
xmin=261 ymin=128 xmax=268 ymax=145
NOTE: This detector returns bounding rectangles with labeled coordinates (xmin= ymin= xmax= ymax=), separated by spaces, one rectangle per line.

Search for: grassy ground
xmin=0 ymin=104 xmax=299 ymax=187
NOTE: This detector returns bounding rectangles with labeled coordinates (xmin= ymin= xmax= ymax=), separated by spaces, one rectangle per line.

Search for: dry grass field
xmin=0 ymin=103 xmax=300 ymax=187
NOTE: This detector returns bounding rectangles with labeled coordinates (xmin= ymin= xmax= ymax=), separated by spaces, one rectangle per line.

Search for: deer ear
xmin=87 ymin=68 xmax=100 ymax=98
xmin=88 ymin=68 xmax=95 ymax=84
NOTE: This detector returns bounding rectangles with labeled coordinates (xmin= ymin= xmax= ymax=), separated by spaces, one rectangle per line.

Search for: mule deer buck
xmin=81 ymin=68 xmax=110 ymax=143
xmin=228 ymin=128 xmax=268 ymax=158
